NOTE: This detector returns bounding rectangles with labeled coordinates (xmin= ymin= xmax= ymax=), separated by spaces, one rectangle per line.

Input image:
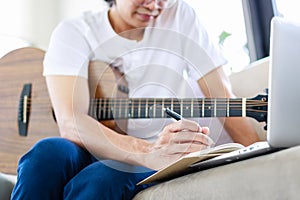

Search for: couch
xmin=133 ymin=146 xmax=300 ymax=200
xmin=1 ymin=56 xmax=299 ymax=199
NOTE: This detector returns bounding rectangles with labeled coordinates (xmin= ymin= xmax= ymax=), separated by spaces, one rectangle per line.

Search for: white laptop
xmin=190 ymin=16 xmax=300 ymax=170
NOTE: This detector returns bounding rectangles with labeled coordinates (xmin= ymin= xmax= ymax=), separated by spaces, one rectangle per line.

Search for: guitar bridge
xmin=18 ymin=83 xmax=32 ymax=136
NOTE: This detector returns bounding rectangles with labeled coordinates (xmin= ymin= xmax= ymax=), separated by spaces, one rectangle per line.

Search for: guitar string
xmin=0 ymin=108 xmax=268 ymax=115
xmin=1 ymin=108 xmax=268 ymax=113
xmin=22 ymin=98 xmax=267 ymax=105
xmin=16 ymin=102 xmax=268 ymax=108
xmin=9 ymin=107 xmax=268 ymax=113
xmin=4 ymin=103 xmax=269 ymax=108
xmin=2 ymin=101 xmax=268 ymax=105
xmin=16 ymin=101 xmax=268 ymax=110
xmin=18 ymin=98 xmax=268 ymax=102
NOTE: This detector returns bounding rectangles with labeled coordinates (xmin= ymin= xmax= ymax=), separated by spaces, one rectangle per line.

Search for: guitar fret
xmin=104 ymin=98 xmax=108 ymax=119
xmin=102 ymin=99 xmax=105 ymax=119
xmin=98 ymin=99 xmax=102 ymax=120
xmin=202 ymin=99 xmax=204 ymax=117
xmin=104 ymin=98 xmax=107 ymax=119
xmin=131 ymin=99 xmax=135 ymax=118
xmin=127 ymin=99 xmax=131 ymax=118
xmin=109 ymin=98 xmax=113 ymax=119
xmin=109 ymin=98 xmax=112 ymax=119
xmin=110 ymin=99 xmax=114 ymax=119
xmin=138 ymin=98 xmax=141 ymax=118
xmin=118 ymin=99 xmax=122 ymax=119
xmin=171 ymin=98 xmax=174 ymax=111
xmin=103 ymin=98 xmax=107 ymax=119
xmin=114 ymin=99 xmax=117 ymax=119
xmin=114 ymin=99 xmax=119 ymax=119
xmin=124 ymin=99 xmax=128 ymax=119
xmin=113 ymin=99 xmax=117 ymax=119
xmin=180 ymin=99 xmax=183 ymax=116
xmin=153 ymin=99 xmax=156 ymax=118
xmin=96 ymin=100 xmax=99 ymax=119
xmin=227 ymin=99 xmax=229 ymax=117
xmin=242 ymin=98 xmax=246 ymax=117
xmin=145 ymin=99 xmax=148 ymax=118
xmin=214 ymin=98 xmax=217 ymax=117
xmin=161 ymin=99 xmax=165 ymax=117
xmin=191 ymin=99 xmax=194 ymax=118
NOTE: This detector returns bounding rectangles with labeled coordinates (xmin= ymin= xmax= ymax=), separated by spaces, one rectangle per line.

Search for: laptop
xmin=190 ymin=16 xmax=300 ymax=171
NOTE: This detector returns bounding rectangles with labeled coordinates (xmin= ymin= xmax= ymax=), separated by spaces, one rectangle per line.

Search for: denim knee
xmin=17 ymin=137 xmax=89 ymax=173
xmin=11 ymin=137 xmax=93 ymax=200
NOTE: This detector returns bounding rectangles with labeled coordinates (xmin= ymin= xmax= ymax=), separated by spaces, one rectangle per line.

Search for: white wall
xmin=0 ymin=0 xmax=107 ymax=50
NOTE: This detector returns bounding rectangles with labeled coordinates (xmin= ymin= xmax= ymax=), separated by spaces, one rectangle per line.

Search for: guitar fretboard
xmin=88 ymin=98 xmax=250 ymax=120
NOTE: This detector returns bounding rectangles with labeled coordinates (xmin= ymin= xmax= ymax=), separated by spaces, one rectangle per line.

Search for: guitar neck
xmin=89 ymin=97 xmax=252 ymax=120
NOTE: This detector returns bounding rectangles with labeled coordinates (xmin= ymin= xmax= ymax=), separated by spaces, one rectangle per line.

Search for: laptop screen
xmin=268 ymin=17 xmax=300 ymax=147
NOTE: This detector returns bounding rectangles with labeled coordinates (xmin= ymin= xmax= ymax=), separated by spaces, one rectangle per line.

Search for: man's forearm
xmin=222 ymin=117 xmax=260 ymax=146
xmin=60 ymin=113 xmax=151 ymax=167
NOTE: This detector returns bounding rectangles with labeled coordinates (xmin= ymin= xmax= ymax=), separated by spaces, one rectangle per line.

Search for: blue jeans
xmin=11 ymin=137 xmax=156 ymax=200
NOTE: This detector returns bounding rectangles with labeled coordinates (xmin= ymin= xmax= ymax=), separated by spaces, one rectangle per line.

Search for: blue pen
xmin=164 ymin=108 xmax=183 ymax=121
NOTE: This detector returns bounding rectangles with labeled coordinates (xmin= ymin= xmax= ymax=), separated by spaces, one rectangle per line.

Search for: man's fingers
xmin=167 ymin=119 xmax=209 ymax=134
xmin=170 ymin=132 xmax=214 ymax=147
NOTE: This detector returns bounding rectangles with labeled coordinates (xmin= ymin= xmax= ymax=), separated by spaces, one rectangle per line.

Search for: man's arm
xmin=197 ymin=66 xmax=260 ymax=146
xmin=46 ymin=75 xmax=213 ymax=170
xmin=46 ymin=75 xmax=151 ymax=162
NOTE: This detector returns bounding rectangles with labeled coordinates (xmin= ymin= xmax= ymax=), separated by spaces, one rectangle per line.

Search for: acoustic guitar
xmin=0 ymin=47 xmax=268 ymax=175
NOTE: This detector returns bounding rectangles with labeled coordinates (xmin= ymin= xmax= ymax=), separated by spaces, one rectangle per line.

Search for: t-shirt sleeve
xmin=178 ymin=2 xmax=227 ymax=80
xmin=43 ymin=18 xmax=92 ymax=79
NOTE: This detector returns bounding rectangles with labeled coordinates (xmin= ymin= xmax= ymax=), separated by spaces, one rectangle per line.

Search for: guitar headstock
xmin=246 ymin=94 xmax=268 ymax=123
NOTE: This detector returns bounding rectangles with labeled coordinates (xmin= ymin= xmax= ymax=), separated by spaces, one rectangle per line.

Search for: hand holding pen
xmin=164 ymin=107 xmax=210 ymax=135
xmin=144 ymin=108 xmax=214 ymax=170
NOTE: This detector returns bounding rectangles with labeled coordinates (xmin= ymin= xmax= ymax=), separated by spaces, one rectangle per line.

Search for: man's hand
xmin=143 ymin=119 xmax=214 ymax=170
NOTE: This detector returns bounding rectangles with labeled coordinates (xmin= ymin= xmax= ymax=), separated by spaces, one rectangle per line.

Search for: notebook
xmin=190 ymin=16 xmax=300 ymax=170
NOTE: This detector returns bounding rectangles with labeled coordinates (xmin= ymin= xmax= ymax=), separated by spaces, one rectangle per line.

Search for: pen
xmin=164 ymin=108 xmax=183 ymax=121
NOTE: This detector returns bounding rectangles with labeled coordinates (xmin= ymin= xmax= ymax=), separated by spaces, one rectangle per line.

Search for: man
xmin=11 ymin=0 xmax=259 ymax=199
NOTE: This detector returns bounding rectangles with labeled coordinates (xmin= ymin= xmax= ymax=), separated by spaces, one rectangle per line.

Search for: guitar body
xmin=0 ymin=48 xmax=59 ymax=174
xmin=0 ymin=47 xmax=127 ymax=174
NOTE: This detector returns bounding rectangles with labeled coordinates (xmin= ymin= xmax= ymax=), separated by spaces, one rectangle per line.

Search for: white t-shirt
xmin=43 ymin=0 xmax=233 ymax=145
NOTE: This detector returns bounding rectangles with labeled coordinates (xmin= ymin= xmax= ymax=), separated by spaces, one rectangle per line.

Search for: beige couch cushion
xmin=134 ymin=145 xmax=300 ymax=200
